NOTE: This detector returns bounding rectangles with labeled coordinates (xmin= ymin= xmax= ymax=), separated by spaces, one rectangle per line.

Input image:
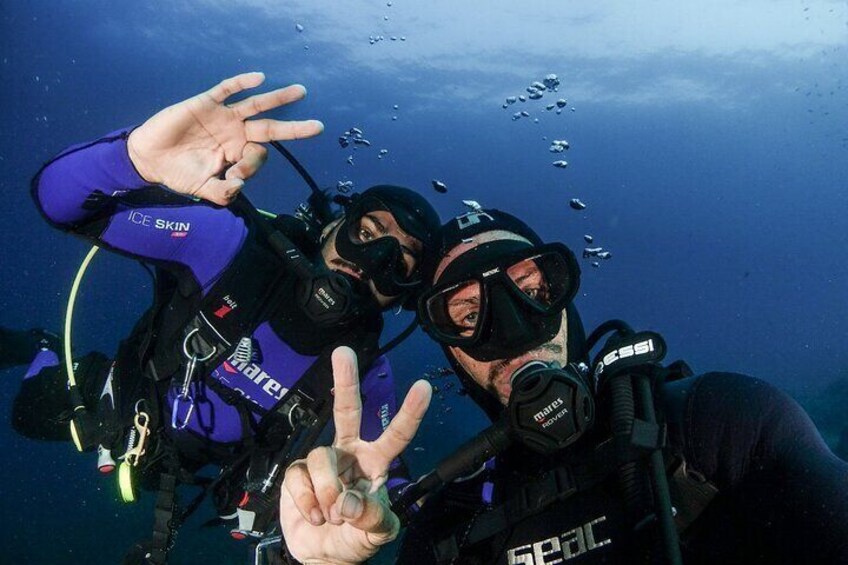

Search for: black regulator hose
xmin=393 ymin=419 xmax=513 ymax=525
xmin=231 ymin=194 xmax=318 ymax=281
xmin=600 ymin=324 xmax=682 ymax=565
xmin=586 ymin=319 xmax=634 ymax=353
xmin=634 ymin=374 xmax=682 ymax=565
xmin=269 ymin=141 xmax=322 ymax=196
xmin=609 ymin=375 xmax=644 ymax=516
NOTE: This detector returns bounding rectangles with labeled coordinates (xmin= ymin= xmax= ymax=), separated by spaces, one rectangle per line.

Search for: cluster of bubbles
xmin=505 ymin=77 xmax=584 ymax=216
xmin=580 ymin=235 xmax=613 ymax=268
xmin=338 ymin=126 xmax=370 ymax=149
xmin=370 ymin=1 xmax=406 ymax=44
xmin=549 ymin=139 xmax=570 ymax=153
xmin=505 ymin=75 xmax=604 ymax=268
xmin=506 ymin=77 xmax=600 ymax=266
xmin=369 ymin=34 xmax=406 ymax=44
xmin=504 ymin=74 xmax=575 ymax=122
xmin=338 ymin=127 xmax=391 ymax=167
xmin=336 ymin=180 xmax=354 ymax=194
xmin=296 ymin=16 xmax=406 ymax=47
xmin=569 ymin=208 xmax=616 ymax=270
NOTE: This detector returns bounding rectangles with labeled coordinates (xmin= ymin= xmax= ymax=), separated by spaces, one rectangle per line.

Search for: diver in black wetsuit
xmin=278 ymin=208 xmax=848 ymax=565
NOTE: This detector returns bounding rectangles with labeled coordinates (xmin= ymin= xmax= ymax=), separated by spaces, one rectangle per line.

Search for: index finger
xmin=372 ymin=380 xmax=432 ymax=463
xmin=230 ymin=84 xmax=308 ymax=119
xmin=331 ymin=347 xmax=362 ymax=446
xmin=206 ymin=71 xmax=266 ymax=104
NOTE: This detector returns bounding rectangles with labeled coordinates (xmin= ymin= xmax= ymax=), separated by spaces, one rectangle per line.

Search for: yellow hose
xmin=65 ymin=245 xmax=100 ymax=389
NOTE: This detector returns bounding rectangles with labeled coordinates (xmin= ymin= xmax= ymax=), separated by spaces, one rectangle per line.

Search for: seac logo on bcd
xmin=507 ymin=515 xmax=612 ymax=564
xmin=594 ymin=339 xmax=655 ymax=376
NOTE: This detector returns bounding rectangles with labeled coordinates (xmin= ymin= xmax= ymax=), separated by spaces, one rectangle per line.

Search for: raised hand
xmin=127 ymin=72 xmax=324 ymax=205
xmin=280 ymin=347 xmax=432 ymax=564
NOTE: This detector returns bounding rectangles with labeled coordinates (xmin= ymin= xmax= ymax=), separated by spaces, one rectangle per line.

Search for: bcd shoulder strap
xmin=147 ymin=217 xmax=292 ymax=382
xmin=659 ymin=372 xmax=720 ymax=535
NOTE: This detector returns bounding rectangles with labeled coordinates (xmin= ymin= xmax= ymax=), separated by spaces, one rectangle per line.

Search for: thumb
xmin=194 ymin=177 xmax=245 ymax=206
xmin=337 ymin=489 xmax=400 ymax=547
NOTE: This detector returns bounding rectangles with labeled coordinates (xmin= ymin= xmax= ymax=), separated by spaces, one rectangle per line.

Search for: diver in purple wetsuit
xmin=279 ymin=209 xmax=848 ymax=565
xmin=10 ymin=72 xmax=441 ymax=563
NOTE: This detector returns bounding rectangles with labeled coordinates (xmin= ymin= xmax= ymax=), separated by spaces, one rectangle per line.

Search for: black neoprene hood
xmin=353 ymin=184 xmax=441 ymax=252
xmin=427 ymin=208 xmax=588 ymax=421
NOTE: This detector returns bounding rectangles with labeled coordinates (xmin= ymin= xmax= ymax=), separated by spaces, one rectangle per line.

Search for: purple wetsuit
xmin=32 ymin=127 xmax=399 ymax=449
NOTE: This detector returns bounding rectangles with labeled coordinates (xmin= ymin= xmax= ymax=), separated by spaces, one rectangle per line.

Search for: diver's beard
xmin=486 ymin=341 xmax=565 ymax=401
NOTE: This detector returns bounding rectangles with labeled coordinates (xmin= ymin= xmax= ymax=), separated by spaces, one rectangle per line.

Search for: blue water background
xmin=1 ymin=1 xmax=846 ymax=563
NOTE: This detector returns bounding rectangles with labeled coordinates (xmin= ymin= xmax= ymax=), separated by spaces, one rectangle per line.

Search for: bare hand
xmin=127 ymin=72 xmax=323 ymax=205
xmin=280 ymin=347 xmax=432 ymax=564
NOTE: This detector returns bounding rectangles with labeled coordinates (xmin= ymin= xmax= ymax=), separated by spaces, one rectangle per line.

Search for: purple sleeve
xmin=33 ymin=128 xmax=246 ymax=290
xmin=34 ymin=127 xmax=149 ymax=225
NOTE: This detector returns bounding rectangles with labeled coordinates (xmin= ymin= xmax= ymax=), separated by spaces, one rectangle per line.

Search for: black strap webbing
xmin=147 ymin=472 xmax=178 ymax=564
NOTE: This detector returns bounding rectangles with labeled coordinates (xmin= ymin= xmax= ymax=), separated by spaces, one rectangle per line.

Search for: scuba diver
xmin=279 ymin=208 xmax=848 ymax=564
xmin=12 ymin=72 xmax=441 ymax=563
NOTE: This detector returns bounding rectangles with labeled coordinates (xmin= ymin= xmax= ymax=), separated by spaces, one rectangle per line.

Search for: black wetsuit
xmin=397 ymin=372 xmax=848 ymax=564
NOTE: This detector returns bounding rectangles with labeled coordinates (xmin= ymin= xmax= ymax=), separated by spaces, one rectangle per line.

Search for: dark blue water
xmin=2 ymin=2 xmax=846 ymax=563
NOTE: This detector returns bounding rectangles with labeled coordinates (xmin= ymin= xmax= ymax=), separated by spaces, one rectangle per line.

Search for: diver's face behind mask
xmin=321 ymin=200 xmax=424 ymax=308
xmin=421 ymin=231 xmax=580 ymax=405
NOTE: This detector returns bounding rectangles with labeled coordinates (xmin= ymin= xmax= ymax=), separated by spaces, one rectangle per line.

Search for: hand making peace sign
xmin=280 ymin=347 xmax=432 ymax=564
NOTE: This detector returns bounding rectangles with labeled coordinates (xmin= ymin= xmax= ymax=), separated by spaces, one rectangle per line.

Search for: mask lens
xmin=425 ymin=279 xmax=483 ymax=339
xmin=505 ymin=251 xmax=573 ymax=311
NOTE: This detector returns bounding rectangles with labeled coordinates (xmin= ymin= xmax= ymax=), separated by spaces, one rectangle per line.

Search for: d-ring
xmin=182 ymin=328 xmax=217 ymax=362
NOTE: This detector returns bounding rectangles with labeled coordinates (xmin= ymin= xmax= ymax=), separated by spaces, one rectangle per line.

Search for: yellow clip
xmin=124 ymin=412 xmax=150 ymax=467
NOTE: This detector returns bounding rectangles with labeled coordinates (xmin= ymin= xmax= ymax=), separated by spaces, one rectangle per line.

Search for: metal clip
xmin=125 ymin=411 xmax=150 ymax=466
xmin=171 ymin=329 xmax=217 ymax=430
xmin=260 ymin=463 xmax=281 ymax=494
xmin=171 ymin=354 xmax=198 ymax=430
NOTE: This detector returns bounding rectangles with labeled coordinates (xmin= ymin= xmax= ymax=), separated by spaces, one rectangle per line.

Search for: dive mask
xmin=419 ymin=240 xmax=580 ymax=361
xmin=335 ymin=194 xmax=424 ymax=297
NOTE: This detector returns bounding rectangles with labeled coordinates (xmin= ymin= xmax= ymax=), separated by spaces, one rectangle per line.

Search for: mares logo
xmin=507 ymin=515 xmax=612 ymax=565
xmin=594 ymin=338 xmax=655 ymax=377
xmin=127 ymin=211 xmax=191 ymax=237
xmin=533 ymin=397 xmax=566 ymax=425
xmin=225 ymin=355 xmax=289 ymax=403
xmin=316 ymin=287 xmax=336 ymax=308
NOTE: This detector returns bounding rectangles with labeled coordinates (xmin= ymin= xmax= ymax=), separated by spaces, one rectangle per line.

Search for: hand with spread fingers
xmin=127 ymin=71 xmax=324 ymax=206
xmin=280 ymin=347 xmax=432 ymax=564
